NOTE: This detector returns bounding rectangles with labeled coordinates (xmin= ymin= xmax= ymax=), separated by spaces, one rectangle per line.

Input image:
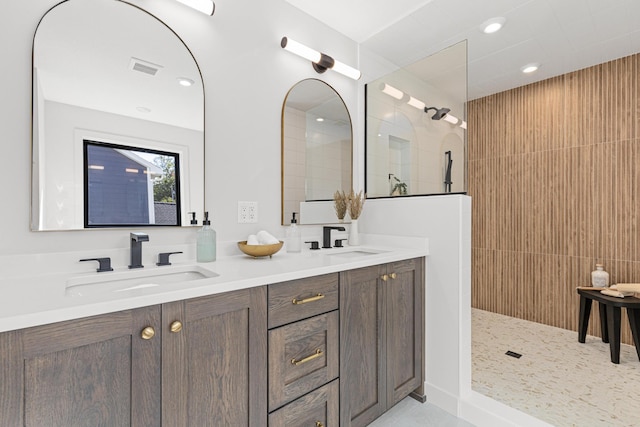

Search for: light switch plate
xmin=238 ymin=201 xmax=258 ymax=223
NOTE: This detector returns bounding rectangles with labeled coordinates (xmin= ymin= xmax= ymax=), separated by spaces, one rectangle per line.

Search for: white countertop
xmin=0 ymin=234 xmax=427 ymax=333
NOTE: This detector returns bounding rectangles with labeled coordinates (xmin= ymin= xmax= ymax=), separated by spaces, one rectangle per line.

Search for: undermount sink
xmin=325 ymin=248 xmax=387 ymax=258
xmin=65 ymin=265 xmax=218 ymax=297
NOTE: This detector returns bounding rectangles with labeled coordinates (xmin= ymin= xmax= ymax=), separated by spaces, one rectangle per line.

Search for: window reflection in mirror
xmin=281 ymin=79 xmax=353 ymax=225
xmin=84 ymin=141 xmax=180 ymax=227
xmin=365 ymin=41 xmax=467 ymax=197
xmin=31 ymin=0 xmax=204 ymax=231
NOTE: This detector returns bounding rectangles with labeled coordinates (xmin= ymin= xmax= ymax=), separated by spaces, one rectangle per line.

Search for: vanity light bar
xmin=380 ymin=83 xmax=467 ymax=129
xmin=281 ymin=37 xmax=361 ymax=80
xmin=175 ymin=0 xmax=215 ymax=15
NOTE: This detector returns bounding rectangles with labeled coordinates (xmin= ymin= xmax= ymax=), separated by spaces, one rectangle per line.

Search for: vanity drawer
xmin=268 ymin=311 xmax=339 ymax=411
xmin=268 ymin=273 xmax=338 ymax=328
xmin=269 ymin=379 xmax=339 ymax=427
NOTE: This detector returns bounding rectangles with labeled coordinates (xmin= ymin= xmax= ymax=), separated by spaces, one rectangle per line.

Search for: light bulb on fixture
xmin=407 ymin=96 xmax=425 ymax=111
xmin=281 ymin=37 xmax=361 ymax=80
xmin=380 ymin=83 xmax=404 ymax=100
xmin=442 ymin=114 xmax=460 ymax=125
xmin=175 ymin=0 xmax=215 ymax=15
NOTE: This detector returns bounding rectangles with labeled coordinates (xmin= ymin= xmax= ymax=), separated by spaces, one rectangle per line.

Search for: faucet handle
xmin=305 ymin=241 xmax=320 ymax=250
xmin=157 ymin=251 xmax=183 ymax=266
xmin=334 ymin=239 xmax=347 ymax=248
xmin=80 ymin=257 xmax=114 ymax=273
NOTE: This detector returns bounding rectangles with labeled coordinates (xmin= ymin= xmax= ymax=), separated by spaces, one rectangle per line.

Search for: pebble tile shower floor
xmin=473 ymin=308 xmax=640 ymax=427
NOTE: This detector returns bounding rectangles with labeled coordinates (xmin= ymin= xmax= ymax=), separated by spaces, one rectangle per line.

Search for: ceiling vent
xmin=129 ymin=57 xmax=163 ymax=76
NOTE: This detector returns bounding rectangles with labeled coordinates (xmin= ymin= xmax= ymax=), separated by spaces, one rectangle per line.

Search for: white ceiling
xmin=286 ymin=0 xmax=640 ymax=100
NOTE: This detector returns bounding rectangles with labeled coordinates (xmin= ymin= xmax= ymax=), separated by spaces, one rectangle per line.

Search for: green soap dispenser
xmin=197 ymin=211 xmax=216 ymax=262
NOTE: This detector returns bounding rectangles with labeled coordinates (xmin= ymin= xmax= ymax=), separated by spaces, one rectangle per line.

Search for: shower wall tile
xmin=469 ymin=53 xmax=640 ymax=346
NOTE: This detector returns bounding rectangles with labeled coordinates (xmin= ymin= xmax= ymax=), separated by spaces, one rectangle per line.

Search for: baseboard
xmin=458 ymin=391 xmax=555 ymax=427
xmin=409 ymin=390 xmax=426 ymax=403
xmin=423 ymin=382 xmax=459 ymax=416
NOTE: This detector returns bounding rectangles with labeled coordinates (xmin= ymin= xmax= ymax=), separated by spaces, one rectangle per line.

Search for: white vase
xmin=348 ymin=219 xmax=360 ymax=246
xmin=591 ymin=264 xmax=609 ymax=288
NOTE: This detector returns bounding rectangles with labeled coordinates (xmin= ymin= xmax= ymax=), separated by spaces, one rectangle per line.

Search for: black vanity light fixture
xmin=175 ymin=0 xmax=215 ymax=15
xmin=281 ymin=37 xmax=361 ymax=80
xmin=380 ymin=83 xmax=467 ymax=129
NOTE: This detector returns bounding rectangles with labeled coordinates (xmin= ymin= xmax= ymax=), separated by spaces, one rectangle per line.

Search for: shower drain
xmin=505 ymin=350 xmax=522 ymax=359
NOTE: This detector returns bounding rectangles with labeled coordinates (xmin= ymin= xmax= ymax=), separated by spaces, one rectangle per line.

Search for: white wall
xmin=359 ymin=195 xmax=471 ymax=411
xmin=0 ymin=0 xmax=358 ymax=259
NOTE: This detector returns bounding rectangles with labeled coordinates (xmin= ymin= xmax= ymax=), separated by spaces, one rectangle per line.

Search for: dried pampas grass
xmin=333 ymin=190 xmax=348 ymax=220
xmin=348 ymin=190 xmax=365 ymax=220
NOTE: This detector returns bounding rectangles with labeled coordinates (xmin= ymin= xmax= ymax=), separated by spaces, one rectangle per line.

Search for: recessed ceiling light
xmin=316 ymin=117 xmax=324 ymax=122
xmin=136 ymin=106 xmax=151 ymax=113
xmin=521 ymin=63 xmax=540 ymax=73
xmin=177 ymin=77 xmax=195 ymax=87
xmin=480 ymin=17 xmax=506 ymax=34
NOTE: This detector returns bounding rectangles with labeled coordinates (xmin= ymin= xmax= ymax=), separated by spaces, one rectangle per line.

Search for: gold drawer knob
xmin=316 ymin=422 xmax=324 ymax=427
xmin=141 ymin=326 xmax=155 ymax=340
xmin=292 ymin=293 xmax=324 ymax=305
xmin=291 ymin=349 xmax=323 ymax=366
xmin=170 ymin=320 xmax=183 ymax=333
xmin=381 ymin=274 xmax=388 ymax=281
xmin=390 ymin=272 xmax=397 ymax=279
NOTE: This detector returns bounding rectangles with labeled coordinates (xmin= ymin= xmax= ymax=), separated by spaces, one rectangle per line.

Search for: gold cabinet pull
xmin=390 ymin=272 xmax=397 ymax=279
xmin=292 ymin=293 xmax=324 ymax=305
xmin=381 ymin=274 xmax=388 ymax=281
xmin=170 ymin=320 xmax=183 ymax=333
xmin=316 ymin=422 xmax=324 ymax=427
xmin=141 ymin=326 xmax=155 ymax=340
xmin=291 ymin=349 xmax=323 ymax=366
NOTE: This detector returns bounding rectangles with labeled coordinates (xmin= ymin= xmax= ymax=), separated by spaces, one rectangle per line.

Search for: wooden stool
xmin=577 ymin=288 xmax=640 ymax=364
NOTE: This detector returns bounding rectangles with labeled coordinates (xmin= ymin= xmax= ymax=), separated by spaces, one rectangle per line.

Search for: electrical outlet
xmin=238 ymin=201 xmax=258 ymax=223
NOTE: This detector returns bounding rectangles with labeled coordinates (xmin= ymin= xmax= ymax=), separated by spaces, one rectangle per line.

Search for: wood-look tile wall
xmin=468 ymin=53 xmax=639 ymax=345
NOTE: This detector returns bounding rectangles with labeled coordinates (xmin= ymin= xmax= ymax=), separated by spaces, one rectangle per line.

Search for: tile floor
xmin=472 ymin=308 xmax=640 ymax=427
xmin=369 ymin=396 xmax=474 ymax=427
xmin=367 ymin=308 xmax=640 ymax=427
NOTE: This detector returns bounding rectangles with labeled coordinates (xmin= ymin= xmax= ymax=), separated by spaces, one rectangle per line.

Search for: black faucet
xmin=322 ymin=226 xmax=346 ymax=249
xmin=129 ymin=232 xmax=149 ymax=269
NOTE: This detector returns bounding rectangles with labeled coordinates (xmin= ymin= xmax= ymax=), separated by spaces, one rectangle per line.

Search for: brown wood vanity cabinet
xmin=267 ymin=273 xmax=340 ymax=427
xmin=340 ymin=258 xmax=425 ymax=427
xmin=0 ymin=286 xmax=267 ymax=427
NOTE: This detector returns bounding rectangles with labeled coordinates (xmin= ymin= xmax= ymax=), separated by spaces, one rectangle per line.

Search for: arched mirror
xmin=281 ymin=79 xmax=352 ymax=225
xmin=31 ymin=0 xmax=204 ymax=230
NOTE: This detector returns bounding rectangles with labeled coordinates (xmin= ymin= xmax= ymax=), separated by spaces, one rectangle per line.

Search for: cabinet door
xmin=386 ymin=258 xmax=424 ymax=406
xmin=339 ymin=264 xmax=386 ymax=427
xmin=0 ymin=306 xmax=161 ymax=427
xmin=162 ymin=286 xmax=267 ymax=427
xmin=268 ymin=379 xmax=339 ymax=427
